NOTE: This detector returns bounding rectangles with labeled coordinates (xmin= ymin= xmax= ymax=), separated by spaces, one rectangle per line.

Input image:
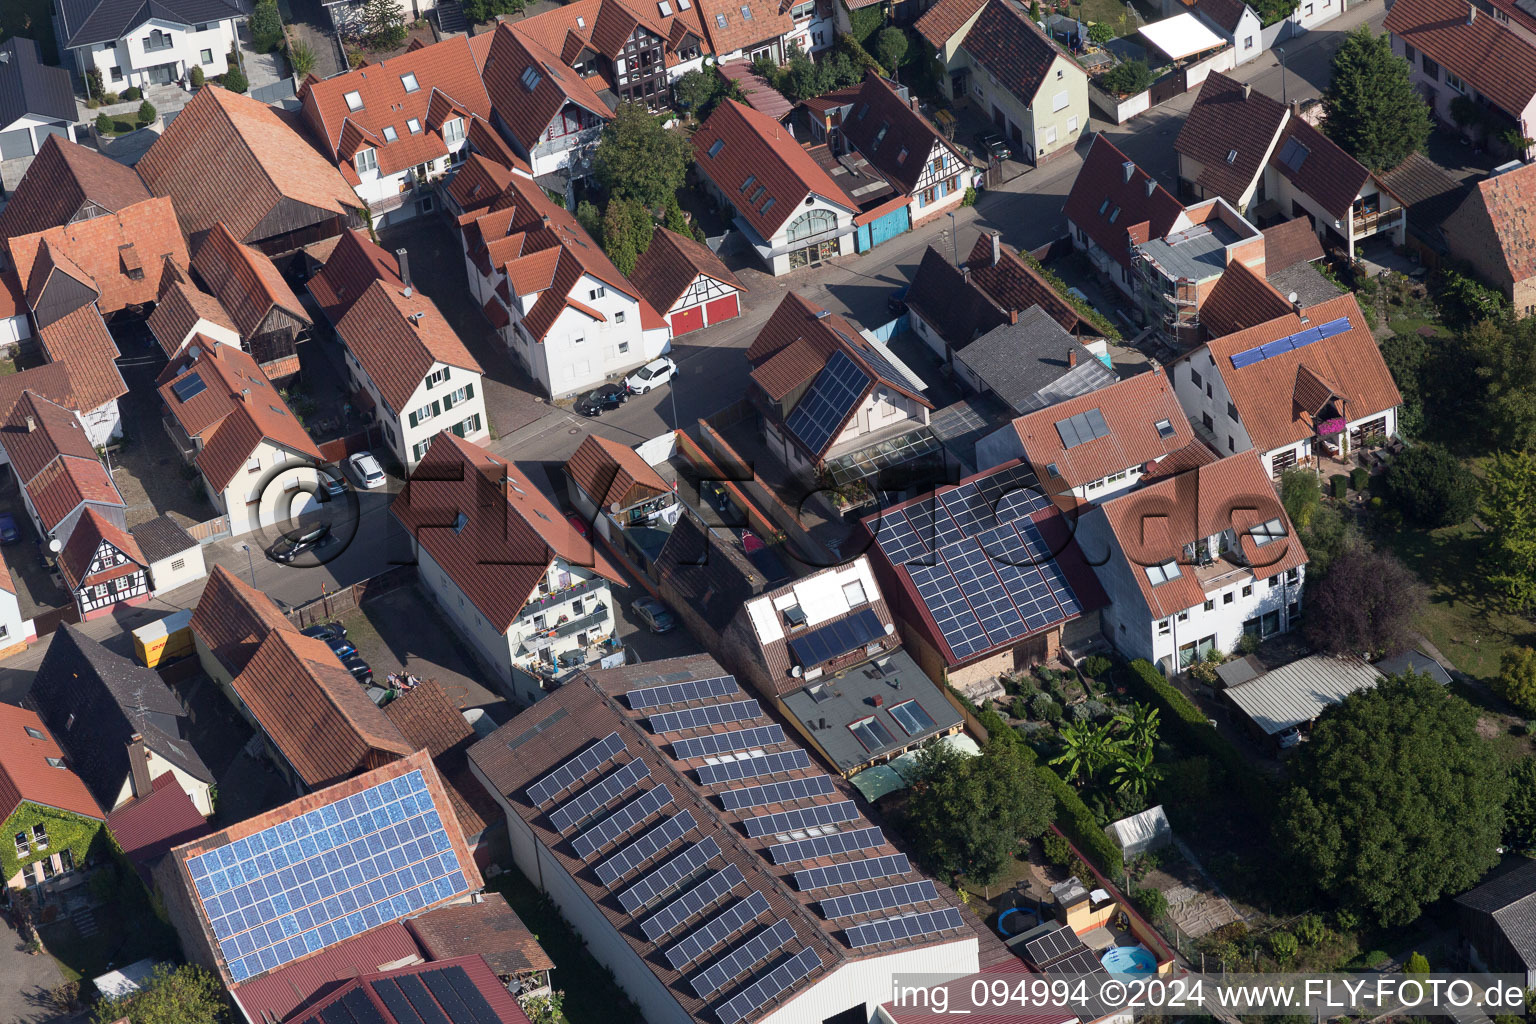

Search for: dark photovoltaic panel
xmin=1048 ymin=947 xmax=1108 ymax=978
xmin=695 ymin=749 xmax=811 ymax=786
xmin=571 ymin=785 xmax=675 ymax=860
xmin=368 ymin=979 xmax=424 ymax=1024
xmin=640 ymin=865 xmax=745 ymax=943
xmin=874 ymin=510 xmax=927 ymax=565
xmin=692 ymin=919 xmax=796 ymax=999
xmin=419 ymin=964 xmax=499 ymax=1024
xmin=617 ymin=837 xmax=721 ymax=915
xmin=785 ymin=350 xmax=870 ymax=455
xmin=650 ymin=700 xmax=763 ymax=735
xmin=594 ymin=810 xmax=696 ymax=886
xmin=715 ymin=947 xmax=822 ymax=1024
xmin=626 ymin=676 xmax=740 ymax=710
xmin=908 ymin=557 xmax=989 ymax=660
xmin=187 ymin=770 xmax=471 ymax=983
xmin=1022 ymin=925 xmax=1090 ymax=967
xmin=527 ymin=732 xmax=626 ymax=806
xmin=787 ymin=608 xmax=886 ymax=667
xmin=741 ymin=799 xmax=860 ymax=839
xmin=876 ymin=464 xmax=1050 ymax=569
xmin=664 ymin=891 xmax=771 ymax=970
xmin=672 ymin=725 xmax=785 ymax=761
xmin=546 ymin=758 xmax=650 ymax=835
xmin=820 ymin=879 xmax=938 ymax=919
xmin=844 ymin=907 xmax=965 ymax=949
xmin=1054 ymin=408 xmax=1110 ymax=448
xmin=394 ymin=975 xmax=449 ymax=1024
xmin=341 ymin=989 xmax=388 ymax=1024
xmin=767 ymin=825 xmax=885 ymax=865
xmin=717 ymin=775 xmax=835 ymax=812
xmin=793 ymin=853 xmax=910 ymax=891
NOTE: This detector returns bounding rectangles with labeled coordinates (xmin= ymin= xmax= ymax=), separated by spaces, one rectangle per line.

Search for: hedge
xmin=1035 ymin=766 xmax=1123 ymax=876
xmin=1330 ymin=473 xmax=1349 ymax=499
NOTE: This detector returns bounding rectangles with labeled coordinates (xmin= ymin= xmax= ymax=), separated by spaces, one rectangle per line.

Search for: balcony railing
xmin=1351 ymin=206 xmax=1403 ymax=236
xmin=517 ymin=575 xmax=607 ymax=622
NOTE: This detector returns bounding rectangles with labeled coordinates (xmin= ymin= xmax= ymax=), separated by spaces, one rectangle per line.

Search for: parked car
xmin=319 ymin=468 xmax=348 ymax=498
xmin=266 ymin=523 xmax=332 ymax=563
xmin=977 ymin=132 xmax=1012 ymax=163
xmin=0 ymin=513 xmax=19 ymax=545
xmin=887 ymin=286 xmax=909 ymax=316
xmin=302 ymin=623 xmax=356 ymax=659
xmin=575 ymin=381 xmax=627 ymax=416
xmin=346 ymin=451 xmax=386 ymax=489
xmin=341 ymin=655 xmax=373 ymax=685
xmin=632 ymin=596 xmax=677 ymax=634
xmin=565 ymin=511 xmax=590 ymax=538
xmin=1277 ymin=726 xmax=1302 ymax=749
xmin=625 ymin=357 xmax=676 ymax=394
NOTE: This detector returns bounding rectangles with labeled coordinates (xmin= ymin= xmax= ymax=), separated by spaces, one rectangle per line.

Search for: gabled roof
xmin=1189 ymin=0 xmax=1249 ymax=33
xmin=565 ymin=433 xmax=669 ymax=511
xmin=390 ymin=432 xmax=623 ymax=635
xmin=0 ymin=364 xmax=77 ymax=428
xmin=382 ymin=679 xmax=500 ymax=839
xmin=1065 ymin=134 xmax=1185 ymax=269
xmin=837 ymin=74 xmax=960 ymax=196
xmin=445 ymin=152 xmax=519 ymax=215
xmin=1200 ymin=259 xmax=1293 ymax=338
xmin=58 ymin=0 xmax=243 ymax=48
xmin=695 ymin=0 xmax=793 ymax=56
xmin=289 ymin=955 xmax=532 ymax=1024
xmin=1270 ymin=115 xmax=1373 ymax=221
xmin=1451 ymin=162 xmax=1536 ymax=284
xmin=0 ymin=702 xmax=104 ymax=824
xmin=231 ymin=629 xmax=413 ymax=789
xmin=479 ymin=23 xmax=613 ymax=152
xmin=964 ymin=233 xmax=1095 ymax=336
xmin=628 ymin=226 xmax=745 ymax=314
xmin=1175 ymin=72 xmax=1288 ymax=205
xmin=1096 ymin=449 xmax=1306 ymax=619
xmin=953 ymin=306 xmax=1117 ymax=415
xmin=405 ymin=896 xmax=554 ymax=977
xmin=904 ymin=246 xmax=1006 ymax=350
xmin=188 ymin=564 xmax=296 ymax=677
xmin=653 ymin=513 xmax=771 ymax=632
xmin=1261 ymin=216 xmax=1324 ymax=273
xmin=191 ymin=223 xmax=311 ymax=338
xmin=228 ymin=923 xmax=422 ymax=1023
xmin=35 ymin=304 xmax=128 ymax=414
xmin=335 ymin=280 xmax=484 ymax=414
xmin=130 ymin=514 xmax=197 ymax=563
xmin=1384 ymin=0 xmax=1536 ymax=121
xmin=1378 ymin=152 xmax=1468 ymax=250
xmin=148 ymin=278 xmax=239 ymax=358
xmin=0 ymin=135 xmax=152 ymax=242
xmin=1200 ymin=292 xmax=1400 ymax=451
xmin=137 ymin=86 xmax=362 ymax=245
xmin=8 ymin=196 xmax=189 ymax=316
xmin=2 ymin=389 xmax=101 ymax=485
xmin=58 ymin=506 xmax=147 ymax=591
xmin=959 ymin=0 xmax=1067 ymax=109
xmin=915 ymin=0 xmax=987 ymax=49
xmin=693 ymin=100 xmax=855 ymax=239
xmin=0 ymin=38 xmax=79 ymax=128
xmin=1456 ymin=859 xmax=1536 ymax=968
xmin=107 ymin=779 xmax=211 ymax=868
xmin=307 ymin=228 xmax=402 ymax=324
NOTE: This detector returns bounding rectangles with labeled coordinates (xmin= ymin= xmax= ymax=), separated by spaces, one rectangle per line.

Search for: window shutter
xmin=442 ymin=393 xmax=454 ymax=412
xmin=442 ymin=366 xmax=450 ymax=383
xmin=432 ymin=400 xmax=441 ymax=417
xmin=424 ymin=375 xmax=433 ymax=390
xmin=408 ymin=410 xmax=418 ymax=428
xmin=464 ymin=382 xmax=474 ymax=400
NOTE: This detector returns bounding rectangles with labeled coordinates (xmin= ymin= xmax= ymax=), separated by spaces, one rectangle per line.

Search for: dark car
xmin=341 ymin=655 xmax=373 ymax=685
xmin=0 ymin=513 xmax=18 ymax=545
xmin=266 ymin=523 xmax=331 ymax=563
xmin=887 ymin=286 xmax=909 ymax=316
xmin=575 ymin=381 xmax=627 ymax=417
xmin=977 ymin=132 xmax=1012 ymax=163
xmin=308 ymin=631 xmax=356 ymax=659
xmin=301 ymin=621 xmax=348 ymax=643
xmin=633 ymin=596 xmax=676 ymax=634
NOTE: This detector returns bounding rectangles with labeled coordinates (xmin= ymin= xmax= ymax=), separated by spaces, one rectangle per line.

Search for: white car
xmin=346 ymin=451 xmax=387 ymax=489
xmin=625 ymin=358 xmax=676 ymax=394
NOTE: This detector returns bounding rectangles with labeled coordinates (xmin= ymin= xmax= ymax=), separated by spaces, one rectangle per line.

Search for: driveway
xmin=0 ymin=917 xmax=67 ymax=1024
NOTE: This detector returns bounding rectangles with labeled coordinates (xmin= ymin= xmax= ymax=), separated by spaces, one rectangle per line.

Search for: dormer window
xmin=345 ymin=90 xmax=363 ymax=111
xmin=783 ymin=604 xmax=807 ymax=630
xmin=400 ymin=72 xmax=419 ymax=92
xmin=355 ymin=147 xmax=377 ymax=174
xmin=1145 ymin=560 xmax=1181 ymax=585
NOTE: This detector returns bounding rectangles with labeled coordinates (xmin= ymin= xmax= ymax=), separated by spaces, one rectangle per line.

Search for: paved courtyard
xmin=0 ymin=918 xmax=67 ymax=1024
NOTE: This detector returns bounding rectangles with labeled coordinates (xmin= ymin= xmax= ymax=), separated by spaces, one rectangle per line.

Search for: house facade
xmin=628 ymin=226 xmax=745 ymax=336
xmin=1066 ymin=134 xmax=1189 ymax=299
xmin=1442 ymin=162 xmax=1536 ymax=316
xmin=563 ymin=434 xmax=681 ymax=548
xmin=58 ymin=508 xmax=150 ymax=620
xmin=190 ymin=224 xmax=312 ymax=382
xmin=56 ymin=0 xmax=242 ymax=92
xmin=0 ymin=389 xmax=127 ymax=549
xmin=0 ymin=703 xmax=106 ymax=892
xmin=0 ymin=551 xmax=35 ymax=660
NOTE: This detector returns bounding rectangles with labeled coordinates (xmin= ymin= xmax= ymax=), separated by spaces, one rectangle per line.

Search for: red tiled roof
xmin=57 ymin=506 xmax=147 ymax=591
xmin=564 ymin=433 xmax=669 ymax=510
xmin=0 ymin=135 xmax=151 ymax=242
xmin=1097 ymin=449 xmax=1307 ymax=619
xmin=838 ymin=73 xmax=961 ymax=196
xmin=716 ymin=60 xmax=795 ymax=120
xmin=188 ymin=564 xmax=297 ymax=677
xmin=959 ymin=0 xmax=1067 ymax=108
xmin=307 ymin=229 xmax=402 ymax=324
xmin=35 ymin=304 xmax=126 ymax=413
xmin=1065 ymin=134 xmax=1185 ymax=269
xmin=147 ymin=279 xmax=238 ymax=357
xmin=964 ymin=233 xmax=1093 ymax=335
xmin=915 ymin=0 xmax=986 ymax=48
xmin=137 ymin=86 xmax=362 ymax=245
xmin=191 ymin=223 xmax=311 ymax=339
xmin=0 ymin=269 xmax=23 ymax=321
xmin=465 ymin=114 xmax=531 ymax=175
xmin=230 ymin=923 xmax=423 ymax=1023
xmin=1261 ymin=216 xmax=1323 ymax=272
xmin=479 ymin=23 xmax=612 ymax=152
xmin=445 ymin=152 xmax=517 ymax=215
xmin=1203 ymin=292 xmax=1401 ymax=451
xmin=628 ymin=226 xmax=744 ymax=314
xmin=1200 ymin=259 xmax=1293 ymax=338
xmin=404 ymin=895 xmax=554 ymax=976
xmin=0 ymin=364 xmax=76 ymax=423
xmin=2 ymin=389 xmax=99 ymax=484
xmin=24 ymin=456 xmax=122 ymax=533
xmin=390 ymin=432 xmax=623 ymax=634
xmin=695 ymin=0 xmax=793 ymax=55
xmin=905 ymin=246 xmax=1006 ymax=350
xmin=381 ymin=679 xmax=500 ymax=839
xmin=231 ymin=629 xmax=413 ymax=789
xmin=335 ymin=280 xmax=484 ymax=414
xmin=0 ymin=703 xmax=104 ymax=824
xmin=1175 ymin=72 xmax=1288 ymax=205
xmin=106 ymin=781 xmax=210 ymax=866
xmin=1270 ymin=115 xmax=1372 ymax=221
xmin=1384 ymin=0 xmax=1536 ymax=122
xmin=747 ymin=291 xmax=929 ymax=407
xmin=8 ymin=196 xmax=188 ymax=316
xmin=290 ymin=955 xmax=533 ymax=1024
xmin=692 ymin=100 xmax=854 ymax=239
xmin=1454 ymin=161 xmax=1536 ymax=284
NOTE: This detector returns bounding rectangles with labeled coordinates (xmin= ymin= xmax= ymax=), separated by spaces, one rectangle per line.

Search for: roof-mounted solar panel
xmin=594 ymin=811 xmax=696 ymax=887
xmin=571 ymin=785 xmax=674 ymax=860
xmin=617 ymin=838 xmax=721 ymax=915
xmin=844 ymin=906 xmax=966 ymax=949
xmin=546 ymin=758 xmax=650 ymax=834
xmin=793 ymin=853 xmax=910 ymax=891
xmin=695 ymin=749 xmax=811 ymax=786
xmin=664 ymin=891 xmax=771 ymax=971
xmin=741 ymin=799 xmax=860 ymax=839
xmin=673 ymin=725 xmax=785 ymax=761
xmin=640 ymin=865 xmax=745 ymax=943
xmin=717 ymin=775 xmax=835 ymax=813
xmin=714 ymin=947 xmax=821 ymax=1024
xmin=650 ymin=700 xmax=762 ymax=735
xmin=767 ymin=825 xmax=885 ymax=865
xmin=627 ymin=676 xmax=740 ymax=710
xmin=527 ymin=732 xmax=625 ymax=806
xmin=692 ymin=919 xmax=796 ymax=999
xmin=819 ymin=879 xmax=938 ymax=919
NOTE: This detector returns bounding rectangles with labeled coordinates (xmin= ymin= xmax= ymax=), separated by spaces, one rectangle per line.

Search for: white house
xmin=0 ymin=550 xmax=36 ymax=661
xmin=563 ymin=433 xmax=681 ymax=546
xmin=392 ymin=433 xmax=627 ymax=705
xmin=1065 ymin=134 xmax=1190 ymax=299
xmin=459 ymin=175 xmax=668 ymax=399
xmin=0 ymin=38 xmax=77 ymax=161
xmin=55 ymin=0 xmax=243 ymax=90
xmin=130 ymin=515 xmax=207 ymax=595
xmin=627 ymin=226 xmax=745 ymax=336
xmin=1075 ymin=449 xmax=1307 ymax=672
xmin=335 ymin=279 xmax=488 ymax=467
xmin=1168 ymin=292 xmax=1401 ymax=474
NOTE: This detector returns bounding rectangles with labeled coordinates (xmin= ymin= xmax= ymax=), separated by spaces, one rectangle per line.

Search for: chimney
xmin=1145 ymin=178 xmax=1156 ymax=198
xmin=1243 ymin=83 xmax=1251 ymax=100
xmin=1009 ymin=309 xmax=1019 ymax=324
xmin=1151 ymin=362 xmax=1162 ymax=376
xmin=1122 ymin=160 xmax=1135 ymax=183
xmin=1068 ymin=348 xmax=1079 ymax=367
xmin=396 ymin=248 xmax=412 ymax=298
xmin=991 ymin=231 xmax=1002 ymax=266
xmin=960 ymin=265 xmax=971 ymax=282
xmin=24 ymin=415 xmax=34 ymax=432
xmin=818 ymin=717 xmax=828 ymax=729
xmin=1468 ymin=2 xmax=1477 ymax=22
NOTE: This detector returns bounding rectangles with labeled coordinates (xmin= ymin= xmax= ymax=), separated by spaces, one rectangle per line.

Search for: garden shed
xmin=1105 ymin=804 xmax=1172 ymax=858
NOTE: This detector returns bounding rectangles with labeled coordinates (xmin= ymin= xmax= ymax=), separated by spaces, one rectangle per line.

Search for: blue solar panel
xmin=845 ymin=907 xmax=965 ymax=949
xmin=547 ymin=758 xmax=651 ymax=835
xmin=767 ymin=826 xmax=885 ymax=865
xmin=641 ymin=865 xmax=745 ymax=943
xmin=787 ymin=609 xmax=886 ymax=667
xmin=593 ymin=811 xmax=697 ymax=887
xmin=650 ymin=700 xmax=762 ymax=736
xmin=618 ymin=838 xmax=721 ymax=915
xmin=527 ymin=732 xmax=626 ymax=806
xmin=187 ymin=770 xmax=471 ymax=983
xmin=715 ymin=947 xmax=821 ymax=1024
xmin=665 ymin=891 xmax=771 ymax=971
xmin=717 ymin=775 xmax=836 ymax=813
xmin=672 ymin=725 xmax=785 ymax=761
xmin=626 ymin=676 xmax=740 ymax=710
xmin=784 ymin=350 xmax=870 ymax=455
xmin=692 ymin=919 xmax=796 ymax=999
xmin=695 ymin=749 xmax=811 ymax=786
xmin=1228 ymin=316 xmax=1352 ymax=369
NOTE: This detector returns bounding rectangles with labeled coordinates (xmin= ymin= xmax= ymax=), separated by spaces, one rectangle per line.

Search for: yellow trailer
xmin=133 ymin=609 xmax=194 ymax=668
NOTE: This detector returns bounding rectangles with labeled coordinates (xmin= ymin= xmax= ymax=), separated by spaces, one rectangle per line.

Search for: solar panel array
xmin=836 ymin=328 xmax=909 ymax=392
xmin=187 ymin=770 xmax=470 ymax=983
xmin=571 ymin=786 xmax=674 ymax=860
xmin=640 ymin=865 xmax=745 ymax=943
xmin=617 ymin=837 xmax=721 ymax=914
xmin=527 ymin=732 xmax=625 ymax=806
xmin=793 ymin=854 xmax=910 ymax=891
xmin=1023 ymin=924 xmax=1089 ymax=966
xmin=693 ymin=920 xmax=796 ymax=998
xmin=786 ymin=608 xmax=886 ymax=667
xmin=845 ymin=907 xmax=965 ymax=949
xmin=784 ymin=350 xmax=871 ymax=455
xmin=717 ymin=775 xmax=835 ymax=812
xmin=364 ymin=965 xmax=501 ymax=1024
xmin=1049 ymin=947 xmax=1108 ymax=977
xmin=664 ymin=891 xmax=771 ymax=970
xmin=874 ymin=463 xmax=1048 ymax=565
xmin=594 ymin=811 xmax=696 ymax=886
xmin=1054 ymin=408 xmax=1110 ymax=449
xmin=741 ymin=800 xmax=859 ymax=839
xmin=672 ymin=725 xmax=785 ymax=761
xmin=626 ymin=676 xmax=740 ymax=710
xmin=303 ymin=988 xmax=383 ymax=1024
xmin=547 ymin=758 xmax=650 ymax=835
xmin=716 ymin=947 xmax=822 ymax=1024
xmin=768 ymin=825 xmax=884 ymax=865
xmin=651 ymin=700 xmax=763 ymax=735
xmin=696 ymin=749 xmax=811 ymax=786
xmin=820 ymin=880 xmax=938 ymax=919
xmin=1229 ymin=316 xmax=1352 ymax=369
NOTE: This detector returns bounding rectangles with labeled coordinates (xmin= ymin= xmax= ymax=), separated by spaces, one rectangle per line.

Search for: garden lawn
xmin=1072 ymin=0 xmax=1145 ymax=37
xmin=39 ymin=882 xmax=180 ymax=983
xmin=1386 ymin=316 xmax=1442 ymax=337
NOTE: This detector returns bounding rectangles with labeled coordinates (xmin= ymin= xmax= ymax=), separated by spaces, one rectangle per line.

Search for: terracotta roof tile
xmin=404 ymin=895 xmax=554 ymax=975
xmin=382 ymin=679 xmax=500 ymax=838
xmin=1065 ymin=135 xmax=1185 ymax=269
xmin=3 ymin=390 xmax=99 ymax=484
xmin=35 ymin=305 xmax=126 ymax=413
xmin=964 ymin=233 xmax=1093 ymax=335
xmin=479 ymin=23 xmax=612 ymax=152
xmin=1455 ymin=161 xmax=1536 ymax=283
xmin=1384 ymin=0 xmax=1536 ymax=122
xmin=564 ymin=433 xmax=669 ymax=510
xmin=1200 ymin=259 xmax=1293 ymax=337
xmin=191 ymin=223 xmax=311 ymax=338
xmin=445 ymin=152 xmax=517 ymax=214
xmin=695 ymin=0 xmax=793 ymax=56
xmin=58 ymin=506 xmax=147 ymax=591
xmin=915 ymin=0 xmax=986 ymax=48
xmin=465 ymin=114 xmax=531 ymax=175
xmin=1175 ymin=72 xmax=1288 ymax=205
xmin=147 ymin=280 xmax=238 ymax=358
xmin=307 ymin=229 xmax=402 ymax=324
xmin=188 ymin=564 xmax=297 ymax=677
xmin=838 ymin=73 xmax=962 ymax=196
xmin=0 ymin=135 xmax=152 ymax=241
xmin=1270 ymin=115 xmax=1371 ymax=220
xmin=0 ymin=365 xmax=78 ymax=425
xmin=336 ymin=280 xmax=484 ymax=414
xmin=748 ymin=337 xmax=822 ymax=401
xmin=0 ymin=703 xmax=104 ymax=824
xmin=959 ymin=0 xmax=1066 ymax=108
xmin=24 ymin=455 xmax=122 ymax=533
xmin=106 ymin=782 xmax=210 ymax=866
xmin=1261 ymin=216 xmax=1324 ymax=272
xmin=628 ymin=226 xmax=744 ymax=314
xmin=227 ymin=923 xmax=422 ymax=1023
xmin=905 ymin=246 xmax=1005 ymax=349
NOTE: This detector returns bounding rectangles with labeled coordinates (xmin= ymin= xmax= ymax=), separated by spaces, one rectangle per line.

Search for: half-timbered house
xmin=190 ymin=224 xmax=312 ymax=383
xmin=629 ymin=226 xmax=746 ymax=335
xmin=58 ymin=508 xmax=150 ymax=620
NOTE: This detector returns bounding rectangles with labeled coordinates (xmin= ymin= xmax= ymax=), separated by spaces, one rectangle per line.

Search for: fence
xmin=285 ymin=563 xmax=416 ymax=628
xmin=317 ymin=426 xmax=380 ymax=465
xmin=32 ymin=605 xmax=80 ymax=639
xmin=187 ymin=515 xmax=231 ymax=544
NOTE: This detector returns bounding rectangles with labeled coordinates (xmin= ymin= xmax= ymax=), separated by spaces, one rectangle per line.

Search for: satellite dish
xmin=1287 ymin=291 xmax=1299 ymax=303
xmin=47 ymin=536 xmax=62 ymax=553
xmin=790 ymin=665 xmax=803 ymax=678
xmin=884 ymin=622 xmax=895 ymax=635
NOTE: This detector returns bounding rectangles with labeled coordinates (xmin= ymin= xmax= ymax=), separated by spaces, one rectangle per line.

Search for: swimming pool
xmin=1101 ymin=945 xmax=1158 ymax=975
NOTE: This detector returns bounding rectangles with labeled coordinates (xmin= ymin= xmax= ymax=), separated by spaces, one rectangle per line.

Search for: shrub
xmin=1294 ymin=913 xmax=1329 ymax=947
xmin=1030 ymin=692 xmax=1055 ymax=720
xmin=1100 ymin=60 xmax=1153 ymax=97
xmin=1132 ymin=885 xmax=1168 ymax=920
xmin=189 ymin=65 xmax=205 ymax=88
xmin=251 ymin=0 xmax=284 ymax=51
xmin=1041 ymin=832 xmax=1072 ymax=865
xmin=122 ymin=85 xmax=142 ymax=100
xmin=1010 ymin=695 xmax=1030 ymax=721
xmin=87 ymin=68 xmax=104 ymax=99
xmin=288 ymin=40 xmax=317 ymax=78
xmin=960 ymin=186 xmax=977 ymax=207
xmin=1350 ymin=466 xmax=1368 ymax=491
xmin=1068 ymin=702 xmax=1095 ymax=722
xmin=1124 ymin=659 xmax=1270 ymax=805
xmin=1034 ymin=769 xmax=1124 ymax=875
xmin=94 ymin=112 xmax=114 ymax=134
xmin=1083 ymin=654 xmax=1112 ymax=679
xmin=1088 ymin=20 xmax=1114 ymax=43
xmin=101 ymin=90 xmax=119 ymax=105
xmin=1495 ymin=647 xmax=1536 ymax=718
xmin=1405 ymin=951 xmax=1431 ymax=974
xmin=1383 ymin=442 xmax=1478 ymax=528
xmin=221 ymin=66 xmax=248 ymax=93
xmin=1330 ymin=473 xmax=1349 ymax=499
xmin=136 ymin=100 xmax=157 ymax=125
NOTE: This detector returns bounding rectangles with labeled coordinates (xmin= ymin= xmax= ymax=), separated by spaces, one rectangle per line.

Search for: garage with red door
xmin=704 ymin=294 xmax=739 ymax=325
xmin=669 ymin=305 xmax=705 ymax=335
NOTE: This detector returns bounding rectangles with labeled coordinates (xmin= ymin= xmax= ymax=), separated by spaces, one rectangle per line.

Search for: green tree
xmin=1030 ymin=0 xmax=1041 ymax=19
xmin=1484 ymin=450 xmax=1536 ymax=613
xmin=1405 ymin=951 xmax=1431 ymax=975
xmin=1322 ymin=27 xmax=1431 ymax=170
xmin=189 ymin=65 xmax=205 ymax=88
xmin=1280 ymin=468 xmax=1322 ymax=531
xmin=875 ymin=27 xmax=908 ymax=74
xmin=593 ymin=102 xmax=691 ymax=210
xmin=575 ymin=200 xmax=603 ymax=241
xmin=1383 ymin=443 xmax=1479 ymax=528
xmin=460 ymin=0 xmax=525 ymax=22
xmin=1381 ymin=329 xmax=1429 ymax=439
xmin=1269 ymin=931 xmax=1299 ymax=964
xmin=1087 ymin=21 xmax=1114 ymax=44
xmin=1299 ymin=502 xmax=1355 ymax=576
xmin=249 ymin=0 xmax=283 ymax=52
xmin=904 ymin=740 xmax=1053 ymax=885
xmin=1051 ymin=721 xmax=1122 ymax=785
xmin=1100 ymin=60 xmax=1153 ymax=97
xmin=221 ymin=65 xmax=248 ymax=93
xmin=674 ymin=68 xmax=722 ymax=115
xmin=93 ymin=964 xmax=229 ymax=1024
xmin=1504 ymin=756 xmax=1536 ymax=850
xmin=1113 ymin=702 xmax=1160 ymax=754
xmin=136 ymin=99 xmax=157 ymax=125
xmin=288 ymin=40 xmax=317 ymax=78
xmin=1496 ymin=647 xmax=1536 ymax=717
xmin=1252 ymin=0 xmax=1299 ymax=25
xmin=1279 ymin=673 xmax=1506 ymax=926
xmin=94 ymin=112 xmax=113 ymax=135
xmin=1110 ymin=746 xmax=1161 ymax=798
xmin=601 ymin=200 xmax=641 ymax=276
xmin=1457 ymin=317 xmax=1536 ymax=451
xmin=663 ymin=198 xmax=689 ymax=236
xmin=1437 ymin=266 xmax=1507 ymax=329
xmin=1303 ymin=544 xmax=1425 ymax=657
xmin=361 ymin=0 xmax=406 ymax=50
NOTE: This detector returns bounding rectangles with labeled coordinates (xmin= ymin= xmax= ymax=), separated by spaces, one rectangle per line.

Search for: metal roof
xmin=1224 ymin=655 xmax=1383 ymax=735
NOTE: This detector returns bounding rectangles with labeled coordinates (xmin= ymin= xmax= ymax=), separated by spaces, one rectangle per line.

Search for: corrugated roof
xmin=107 ymin=782 xmax=210 ymax=866
xmin=1224 ymin=655 xmax=1381 ymax=734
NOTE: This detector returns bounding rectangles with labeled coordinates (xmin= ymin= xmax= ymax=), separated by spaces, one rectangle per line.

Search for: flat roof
xmin=1137 ymin=219 xmax=1241 ymax=282
xmin=1224 ymin=655 xmax=1383 ymax=735
xmin=1139 ymin=12 xmax=1227 ymax=60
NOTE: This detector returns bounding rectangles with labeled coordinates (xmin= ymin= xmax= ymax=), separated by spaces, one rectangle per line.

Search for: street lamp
xmin=947 ymin=210 xmax=959 ymax=265
xmin=238 ymin=542 xmax=256 ymax=588
xmin=1276 ymin=46 xmax=1288 ymax=106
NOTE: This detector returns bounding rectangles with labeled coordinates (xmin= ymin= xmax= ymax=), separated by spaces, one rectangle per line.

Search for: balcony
xmin=143 ymin=35 xmax=175 ymax=52
xmin=517 ymin=575 xmax=607 ymax=622
xmin=553 ymin=605 xmax=608 ymax=639
xmin=1350 ymin=205 xmax=1402 ymax=238
xmin=531 ymin=125 xmax=601 ymax=160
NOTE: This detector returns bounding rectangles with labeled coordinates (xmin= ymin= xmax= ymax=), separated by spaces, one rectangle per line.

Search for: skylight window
xmin=872 ymin=122 xmax=889 ymax=146
xmin=1248 ymin=517 xmax=1287 ymax=545
xmin=1145 ymin=560 xmax=1181 ymax=585
xmin=659 ymin=0 xmax=673 ymax=13
xmin=1098 ymin=198 xmax=1110 ymax=215
xmin=401 ymin=72 xmax=419 ymax=92
xmin=715 ymin=11 xmax=728 ymax=25
xmin=740 ymin=174 xmax=756 ymax=192
xmin=1155 ymin=418 xmax=1175 ymax=439
xmin=453 ymin=512 xmax=470 ymax=533
xmin=855 ymin=102 xmax=869 ymax=120
xmin=344 ymin=90 xmax=363 ymax=111
xmin=521 ymin=66 xmax=542 ymax=91
xmin=750 ymin=184 xmax=765 ymax=203
xmin=760 ymin=197 xmax=775 ymax=214
xmin=896 ymin=147 xmax=908 ymax=164
xmin=740 ymin=4 xmax=753 ymax=17
xmin=407 ymin=117 xmax=421 ymax=133
xmin=23 ymin=726 xmax=42 ymax=740
xmin=1225 ymin=148 xmax=1237 ymax=164
xmin=576 ymin=14 xmax=585 ymax=25
xmin=383 ymin=125 xmax=399 ymax=141
xmin=708 ymin=138 xmax=724 ymax=157
xmin=1108 ymin=206 xmax=1120 ymax=223
xmin=842 ymin=580 xmax=867 ymax=606
xmin=46 ymin=757 xmax=65 ymax=769
xmin=678 ymin=0 xmax=690 ymax=9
